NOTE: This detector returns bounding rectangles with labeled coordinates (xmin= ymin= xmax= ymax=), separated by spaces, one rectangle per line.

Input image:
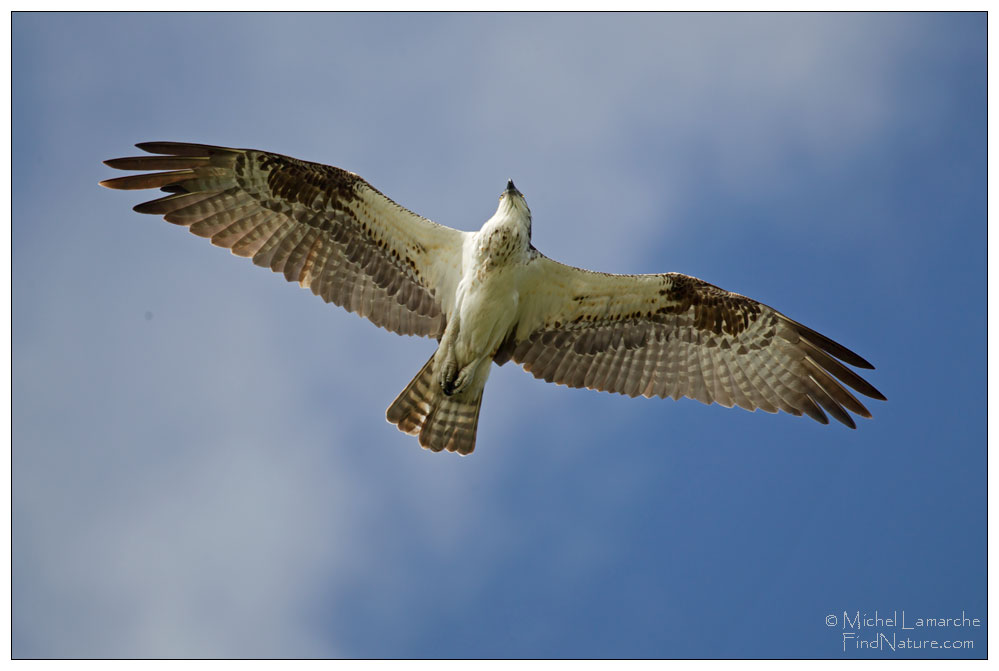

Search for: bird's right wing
xmin=496 ymin=254 xmax=884 ymax=427
xmin=101 ymin=142 xmax=467 ymax=338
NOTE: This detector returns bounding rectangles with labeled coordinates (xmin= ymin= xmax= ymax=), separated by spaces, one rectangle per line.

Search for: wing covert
xmin=499 ymin=255 xmax=885 ymax=427
xmin=101 ymin=142 xmax=467 ymax=337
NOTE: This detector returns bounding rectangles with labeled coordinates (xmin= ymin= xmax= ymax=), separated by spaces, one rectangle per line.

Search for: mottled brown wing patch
xmin=101 ymin=142 xmax=466 ymax=338
xmin=658 ymin=273 xmax=764 ymax=337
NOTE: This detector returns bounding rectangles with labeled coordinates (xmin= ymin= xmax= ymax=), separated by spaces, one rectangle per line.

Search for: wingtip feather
xmin=135 ymin=141 xmax=234 ymax=157
xmin=98 ymin=170 xmax=195 ymax=191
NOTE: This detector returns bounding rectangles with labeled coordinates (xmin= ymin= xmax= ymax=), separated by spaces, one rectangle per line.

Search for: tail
xmin=386 ymin=354 xmax=485 ymax=455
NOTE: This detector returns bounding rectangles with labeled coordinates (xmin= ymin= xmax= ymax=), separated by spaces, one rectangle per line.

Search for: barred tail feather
xmin=386 ymin=354 xmax=484 ymax=455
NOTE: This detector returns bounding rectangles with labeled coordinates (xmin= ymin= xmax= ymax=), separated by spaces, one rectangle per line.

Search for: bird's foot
xmin=441 ymin=362 xmax=474 ymax=397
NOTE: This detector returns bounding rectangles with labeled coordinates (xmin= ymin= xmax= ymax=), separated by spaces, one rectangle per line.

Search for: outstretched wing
xmin=497 ymin=255 xmax=885 ymax=427
xmin=101 ymin=142 xmax=467 ymax=338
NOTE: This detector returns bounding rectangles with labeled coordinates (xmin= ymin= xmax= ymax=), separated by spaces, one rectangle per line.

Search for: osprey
xmin=101 ymin=142 xmax=885 ymax=455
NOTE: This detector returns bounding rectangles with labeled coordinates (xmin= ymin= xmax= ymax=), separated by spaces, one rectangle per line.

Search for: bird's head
xmin=495 ymin=179 xmax=532 ymax=238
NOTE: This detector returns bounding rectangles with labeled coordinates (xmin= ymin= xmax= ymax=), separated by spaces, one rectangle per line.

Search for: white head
xmin=496 ymin=179 xmax=532 ymax=239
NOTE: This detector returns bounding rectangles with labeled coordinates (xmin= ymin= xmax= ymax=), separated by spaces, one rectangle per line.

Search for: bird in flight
xmin=101 ymin=142 xmax=885 ymax=455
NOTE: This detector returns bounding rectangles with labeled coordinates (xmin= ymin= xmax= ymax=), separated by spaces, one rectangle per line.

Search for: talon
xmin=440 ymin=359 xmax=458 ymax=395
xmin=442 ymin=363 xmax=474 ymax=397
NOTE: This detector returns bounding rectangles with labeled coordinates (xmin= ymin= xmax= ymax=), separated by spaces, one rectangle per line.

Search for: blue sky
xmin=12 ymin=12 xmax=985 ymax=659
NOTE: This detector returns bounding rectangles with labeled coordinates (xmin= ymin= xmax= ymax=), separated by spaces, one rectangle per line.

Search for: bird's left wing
xmin=496 ymin=254 xmax=885 ymax=427
xmin=101 ymin=142 xmax=467 ymax=338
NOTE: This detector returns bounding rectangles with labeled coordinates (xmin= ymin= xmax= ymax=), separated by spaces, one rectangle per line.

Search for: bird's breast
xmin=453 ymin=261 xmax=523 ymax=362
xmin=473 ymin=222 xmax=527 ymax=271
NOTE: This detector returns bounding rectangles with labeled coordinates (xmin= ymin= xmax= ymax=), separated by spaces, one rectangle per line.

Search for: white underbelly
xmin=454 ymin=267 xmax=521 ymax=362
